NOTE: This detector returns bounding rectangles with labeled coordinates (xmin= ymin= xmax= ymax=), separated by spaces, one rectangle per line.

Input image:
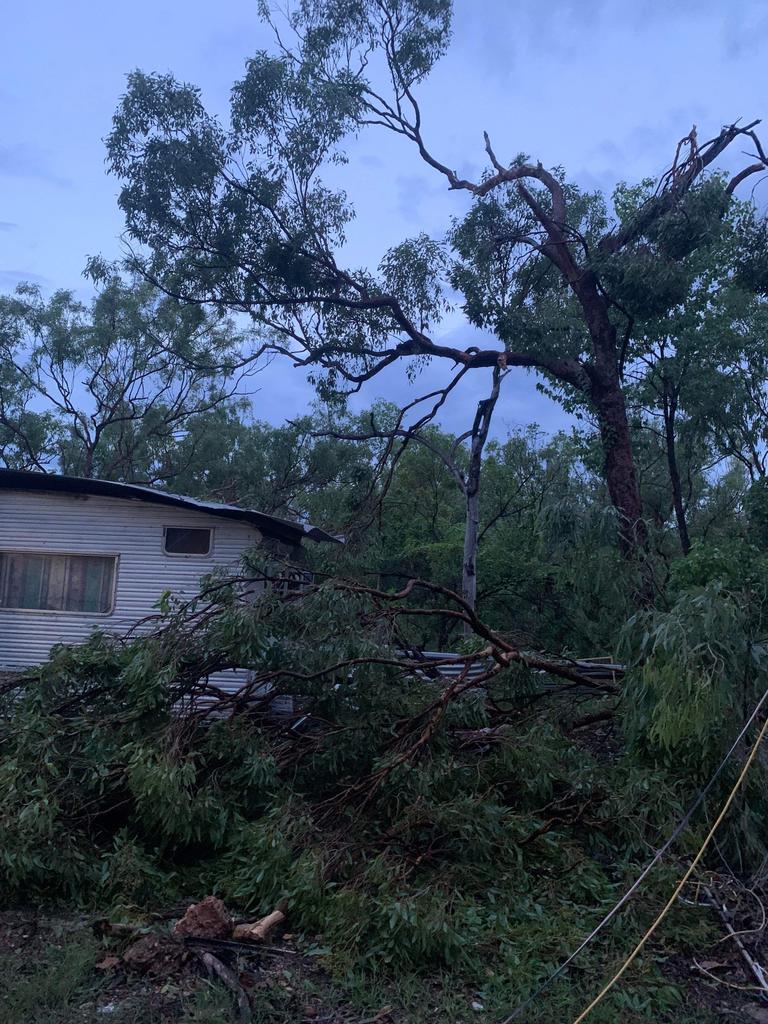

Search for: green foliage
xmin=735 ymin=204 xmax=768 ymax=295
xmin=745 ymin=478 xmax=768 ymax=546
xmin=0 ymin=270 xmax=244 ymax=481
xmin=167 ymin=405 xmax=380 ymax=525
xmin=1 ymin=567 xmax=745 ymax=992
xmin=624 ymin=583 xmax=754 ymax=759
xmin=621 ymin=551 xmax=768 ymax=865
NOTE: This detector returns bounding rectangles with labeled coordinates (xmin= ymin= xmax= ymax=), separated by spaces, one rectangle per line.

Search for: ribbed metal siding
xmin=0 ymin=489 xmax=263 ymax=691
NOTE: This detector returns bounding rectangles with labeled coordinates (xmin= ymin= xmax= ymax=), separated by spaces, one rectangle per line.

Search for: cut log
xmin=232 ymin=900 xmax=288 ymax=943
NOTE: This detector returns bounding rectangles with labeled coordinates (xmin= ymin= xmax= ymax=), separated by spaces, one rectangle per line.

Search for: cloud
xmin=394 ymin=173 xmax=435 ymax=223
xmin=248 ymin=358 xmax=317 ymax=425
xmin=575 ymin=110 xmax=709 ymax=198
xmin=0 ymin=269 xmax=50 ymax=290
xmin=0 ymin=143 xmax=71 ymax=187
xmin=338 ymin=319 xmax=574 ymax=439
xmin=358 ymin=154 xmax=384 ymax=170
xmin=0 ymin=221 xmax=18 ymax=232
xmin=721 ymin=7 xmax=768 ymax=57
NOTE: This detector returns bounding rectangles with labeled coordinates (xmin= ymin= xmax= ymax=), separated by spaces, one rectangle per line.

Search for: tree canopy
xmin=104 ymin=0 xmax=768 ymax=552
xmin=0 ymin=271 xmax=248 ymax=482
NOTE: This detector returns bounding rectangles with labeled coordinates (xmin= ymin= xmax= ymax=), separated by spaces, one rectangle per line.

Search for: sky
xmin=2 ymin=0 xmax=767 ymax=438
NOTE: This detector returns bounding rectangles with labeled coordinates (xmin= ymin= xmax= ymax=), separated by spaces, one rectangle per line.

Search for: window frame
xmin=0 ymin=549 xmax=120 ymax=617
xmin=162 ymin=525 xmax=214 ymax=558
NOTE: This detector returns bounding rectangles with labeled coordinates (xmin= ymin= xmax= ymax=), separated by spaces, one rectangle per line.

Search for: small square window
xmin=163 ymin=527 xmax=212 ymax=555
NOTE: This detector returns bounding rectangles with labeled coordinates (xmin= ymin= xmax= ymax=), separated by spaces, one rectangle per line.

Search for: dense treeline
xmin=1 ymin=275 xmax=767 ymax=657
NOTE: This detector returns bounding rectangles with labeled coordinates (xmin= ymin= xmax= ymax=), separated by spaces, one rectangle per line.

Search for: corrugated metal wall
xmin=0 ymin=489 xmax=264 ymax=692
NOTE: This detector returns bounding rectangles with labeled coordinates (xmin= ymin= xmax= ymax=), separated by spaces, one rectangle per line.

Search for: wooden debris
xmin=702 ymin=884 xmax=768 ymax=1003
xmin=359 ymin=1008 xmax=394 ymax=1024
xmin=122 ymin=933 xmax=182 ymax=974
xmin=232 ymin=899 xmax=288 ymax=943
xmin=92 ymin=919 xmax=144 ymax=938
xmin=191 ymin=947 xmax=252 ymax=1023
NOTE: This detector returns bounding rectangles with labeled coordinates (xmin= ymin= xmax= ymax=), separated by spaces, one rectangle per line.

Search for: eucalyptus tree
xmin=705 ymin=206 xmax=768 ymax=481
xmin=622 ymin=188 xmax=742 ymax=554
xmin=698 ymin=309 xmax=768 ymax=483
xmin=105 ymin=0 xmax=768 ymax=555
xmin=167 ymin=406 xmax=381 ymax=527
xmin=622 ymin=191 xmax=768 ymax=553
xmin=0 ymin=272 xmax=247 ymax=483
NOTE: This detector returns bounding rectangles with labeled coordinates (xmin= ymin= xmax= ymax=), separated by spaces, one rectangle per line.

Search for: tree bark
xmin=662 ymin=392 xmax=691 ymax=555
xmin=462 ymin=476 xmax=480 ymax=634
xmin=531 ymin=221 xmax=648 ymax=558
xmin=461 ymin=367 xmax=502 ymax=635
xmin=592 ymin=374 xmax=647 ymax=555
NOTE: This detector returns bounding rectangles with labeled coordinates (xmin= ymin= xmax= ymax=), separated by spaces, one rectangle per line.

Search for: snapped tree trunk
xmin=461 ymin=367 xmax=503 ymax=636
xmin=462 ymin=476 xmax=480 ymax=632
xmin=663 ymin=394 xmax=691 ymax=555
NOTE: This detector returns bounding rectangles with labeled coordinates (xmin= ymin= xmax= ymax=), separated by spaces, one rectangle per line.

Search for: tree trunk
xmin=593 ymin=377 xmax=647 ymax=555
xmin=567 ymin=275 xmax=647 ymax=558
xmin=663 ymin=394 xmax=691 ymax=555
xmin=461 ymin=367 xmax=502 ymax=635
xmin=461 ymin=477 xmax=480 ymax=635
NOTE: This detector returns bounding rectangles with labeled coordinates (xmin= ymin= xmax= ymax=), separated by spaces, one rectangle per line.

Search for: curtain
xmin=0 ymin=552 xmax=116 ymax=613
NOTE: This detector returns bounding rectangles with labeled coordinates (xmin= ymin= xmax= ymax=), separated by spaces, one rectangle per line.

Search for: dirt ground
xmin=0 ymin=906 xmax=469 ymax=1024
xmin=1 ymin=905 xmax=767 ymax=1024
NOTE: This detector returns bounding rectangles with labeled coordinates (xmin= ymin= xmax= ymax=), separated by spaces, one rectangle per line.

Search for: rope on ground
xmin=569 ymin=708 xmax=768 ymax=1024
xmin=498 ymin=682 xmax=768 ymax=1024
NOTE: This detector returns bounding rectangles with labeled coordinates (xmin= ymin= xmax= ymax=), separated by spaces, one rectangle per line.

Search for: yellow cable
xmin=571 ymin=712 xmax=768 ymax=1024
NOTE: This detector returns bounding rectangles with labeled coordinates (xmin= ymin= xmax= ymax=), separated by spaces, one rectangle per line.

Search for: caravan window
xmin=0 ymin=552 xmax=117 ymax=614
xmin=163 ymin=527 xmax=212 ymax=555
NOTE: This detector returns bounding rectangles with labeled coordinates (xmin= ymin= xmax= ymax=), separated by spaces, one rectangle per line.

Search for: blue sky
xmin=2 ymin=0 xmax=766 ymax=436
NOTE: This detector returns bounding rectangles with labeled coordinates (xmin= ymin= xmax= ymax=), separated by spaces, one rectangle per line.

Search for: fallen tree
xmin=0 ymin=558 xmax=766 ymax=1014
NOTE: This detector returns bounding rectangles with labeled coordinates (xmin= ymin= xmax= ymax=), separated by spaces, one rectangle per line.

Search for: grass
xmin=0 ymin=929 xmax=101 ymax=1023
xmin=180 ymin=984 xmax=239 ymax=1024
xmin=0 ymin=913 xmax=741 ymax=1024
